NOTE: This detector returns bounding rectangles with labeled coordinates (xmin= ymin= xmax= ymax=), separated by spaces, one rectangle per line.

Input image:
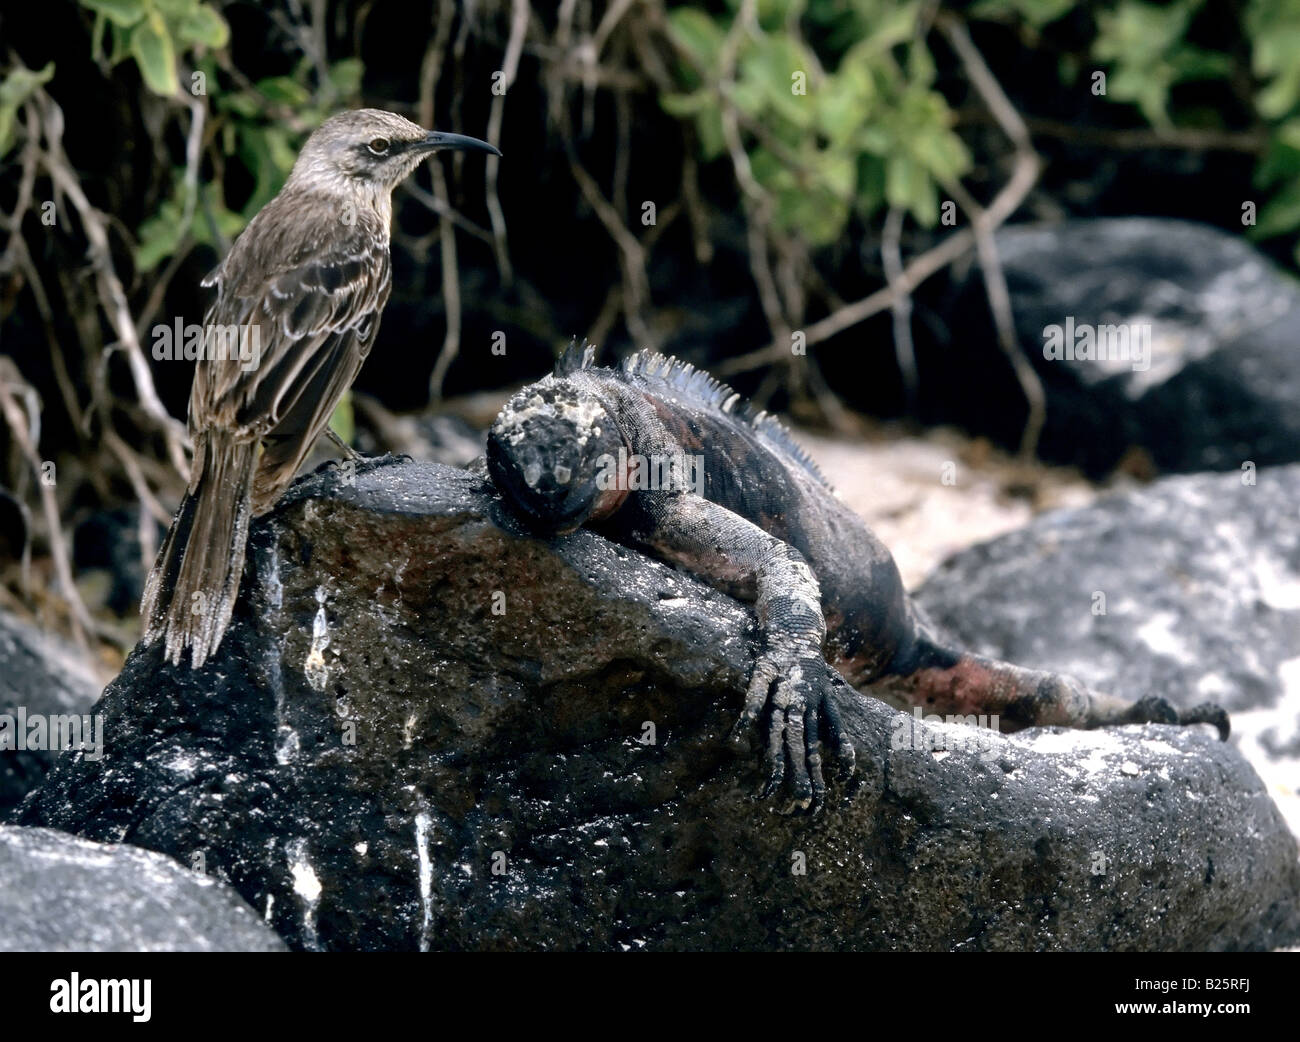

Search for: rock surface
xmin=17 ymin=458 xmax=1300 ymax=950
xmin=0 ymin=825 xmax=284 ymax=952
xmin=917 ymin=462 xmax=1300 ymax=842
xmin=919 ymin=218 xmax=1300 ymax=476
xmin=0 ymin=611 xmax=103 ymax=815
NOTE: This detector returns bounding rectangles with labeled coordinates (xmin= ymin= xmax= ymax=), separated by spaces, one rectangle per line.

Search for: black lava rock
xmin=0 ymin=825 xmax=284 ymax=951
xmin=16 ymin=458 xmax=1300 ymax=950
xmin=0 ymin=611 xmax=102 ymax=816
xmin=917 ymin=462 xmax=1300 ymax=844
xmin=919 ymin=218 xmax=1300 ymax=476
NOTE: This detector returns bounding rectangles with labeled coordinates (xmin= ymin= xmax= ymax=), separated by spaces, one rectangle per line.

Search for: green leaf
xmin=817 ymin=74 xmax=870 ymax=147
xmin=135 ymin=177 xmax=244 ymax=271
xmin=106 ymin=22 xmax=134 ymax=65
xmin=750 ymin=145 xmax=856 ymax=245
xmin=153 ymin=0 xmax=199 ymax=17
xmin=695 ymin=105 xmax=726 ymax=161
xmin=254 ymin=75 xmax=311 ymax=107
xmin=1092 ymin=0 xmax=1200 ymax=126
xmin=1108 ymin=64 xmax=1174 ymax=127
xmin=885 ymin=153 xmax=937 ymax=225
xmin=1255 ymin=138 xmax=1300 ymax=188
xmin=859 ymin=0 xmax=921 ymax=57
xmin=741 ymin=32 xmax=816 ymax=129
xmin=757 ymin=0 xmax=801 ymax=32
xmin=131 ymin=12 xmax=179 ymax=96
xmin=1256 ymin=54 xmax=1300 ymax=119
xmin=1253 ymin=178 xmax=1300 ymax=239
xmin=176 ymin=5 xmax=230 ymax=48
xmin=328 ymin=58 xmax=365 ymax=98
xmin=0 ymin=61 xmax=55 ymax=107
xmin=218 ymin=89 xmax=265 ymax=119
xmin=1169 ymin=45 xmax=1232 ymax=83
xmin=0 ymin=62 xmax=55 ymax=157
xmin=1247 ymin=6 xmax=1300 ymax=118
xmin=1275 ymin=119 xmax=1300 ymax=153
xmin=660 ymin=90 xmax=710 ymax=118
xmin=329 ymin=391 xmax=355 ymax=446
xmin=969 ymin=0 xmax=1076 ymax=29
xmin=666 ymin=8 xmax=726 ymax=75
xmin=80 ymin=0 xmax=145 ymax=28
xmin=908 ymin=124 xmax=971 ymax=182
xmin=236 ymin=124 xmax=300 ymax=213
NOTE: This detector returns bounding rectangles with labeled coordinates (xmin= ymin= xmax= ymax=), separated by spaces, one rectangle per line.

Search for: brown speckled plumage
xmin=142 ymin=109 xmax=499 ymax=667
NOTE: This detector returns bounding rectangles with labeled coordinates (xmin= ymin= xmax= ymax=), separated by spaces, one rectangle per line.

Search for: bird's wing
xmin=249 ymin=324 xmax=372 ymax=514
xmin=191 ymin=196 xmax=391 ymax=440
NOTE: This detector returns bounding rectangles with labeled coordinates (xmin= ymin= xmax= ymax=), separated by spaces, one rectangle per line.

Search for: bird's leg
xmin=324 ymin=426 xmax=363 ymax=461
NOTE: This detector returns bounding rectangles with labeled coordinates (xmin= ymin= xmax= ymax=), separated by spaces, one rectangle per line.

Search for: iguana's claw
xmin=1121 ymin=694 xmax=1231 ymax=741
xmin=1180 ymin=702 xmax=1230 ymax=741
xmin=733 ymin=647 xmax=856 ymax=813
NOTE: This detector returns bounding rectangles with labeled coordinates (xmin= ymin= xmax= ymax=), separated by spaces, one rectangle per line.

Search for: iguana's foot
xmin=733 ymin=646 xmax=857 ymax=814
xmin=1103 ymin=691 xmax=1230 ymax=741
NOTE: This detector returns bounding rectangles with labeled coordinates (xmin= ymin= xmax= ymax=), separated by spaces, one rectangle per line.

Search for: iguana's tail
xmin=141 ymin=429 xmax=257 ymax=668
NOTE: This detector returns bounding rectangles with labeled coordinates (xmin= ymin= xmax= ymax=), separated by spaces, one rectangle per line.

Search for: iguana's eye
xmin=367 ymin=137 xmax=391 ymax=155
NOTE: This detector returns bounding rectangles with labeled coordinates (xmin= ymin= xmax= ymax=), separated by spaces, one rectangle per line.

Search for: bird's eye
xmin=367 ymin=137 xmax=390 ymax=155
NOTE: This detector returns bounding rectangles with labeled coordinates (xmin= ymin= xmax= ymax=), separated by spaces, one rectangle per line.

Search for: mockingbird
xmin=142 ymin=108 xmax=499 ymax=667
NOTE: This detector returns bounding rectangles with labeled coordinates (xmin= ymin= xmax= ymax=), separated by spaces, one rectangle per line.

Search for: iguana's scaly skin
xmin=486 ymin=343 xmax=1229 ymax=810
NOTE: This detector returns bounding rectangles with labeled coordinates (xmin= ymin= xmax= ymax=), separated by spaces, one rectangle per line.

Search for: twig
xmin=719 ymin=0 xmax=792 ymax=345
xmin=421 ymin=0 xmax=464 ymax=404
xmin=717 ymin=12 xmax=1043 ymax=388
xmin=714 ymin=223 xmax=978 ymax=378
xmin=400 ymin=181 xmax=495 ymax=245
xmin=937 ymin=12 xmax=1045 ymax=459
xmin=483 ymin=0 xmax=528 ymax=284
xmin=33 ymin=94 xmax=191 ymax=479
xmin=0 ymin=360 xmax=93 ymax=650
xmin=881 ymin=206 xmax=918 ymax=409
xmin=1021 ymin=116 xmax=1267 ymax=155
xmin=564 ymin=138 xmax=656 ymax=350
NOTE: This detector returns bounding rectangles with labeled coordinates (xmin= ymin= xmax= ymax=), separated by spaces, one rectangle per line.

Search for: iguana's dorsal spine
xmin=551 ymin=340 xmax=830 ymax=488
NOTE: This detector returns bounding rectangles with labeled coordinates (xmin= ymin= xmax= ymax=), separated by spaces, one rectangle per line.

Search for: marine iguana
xmin=486 ymin=342 xmax=1229 ymax=810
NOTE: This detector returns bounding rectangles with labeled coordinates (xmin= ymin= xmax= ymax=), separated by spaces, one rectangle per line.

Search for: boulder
xmin=17 ymin=458 xmax=1300 ymax=950
xmin=0 ymin=825 xmax=284 ymax=952
xmin=0 ymin=611 xmax=103 ymax=816
xmin=917 ymin=218 xmax=1300 ymax=476
xmin=917 ymin=462 xmax=1300 ymax=844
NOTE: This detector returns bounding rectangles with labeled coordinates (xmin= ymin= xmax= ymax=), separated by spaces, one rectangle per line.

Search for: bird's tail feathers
xmin=141 ymin=430 xmax=257 ymax=668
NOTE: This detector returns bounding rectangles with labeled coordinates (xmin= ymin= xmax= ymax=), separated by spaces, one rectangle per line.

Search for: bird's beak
xmin=418 ymin=131 xmax=501 ymax=157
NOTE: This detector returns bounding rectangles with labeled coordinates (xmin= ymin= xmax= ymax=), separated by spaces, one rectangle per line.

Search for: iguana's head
xmin=487 ymin=379 xmax=627 ymax=534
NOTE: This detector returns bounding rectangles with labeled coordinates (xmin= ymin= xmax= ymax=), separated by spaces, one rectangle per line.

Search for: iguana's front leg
xmin=619 ymin=491 xmax=857 ymax=811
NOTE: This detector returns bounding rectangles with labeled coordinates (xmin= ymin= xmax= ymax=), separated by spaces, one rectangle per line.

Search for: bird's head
xmin=290 ymin=108 xmax=500 ymax=191
xmin=487 ymin=379 xmax=628 ymax=535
